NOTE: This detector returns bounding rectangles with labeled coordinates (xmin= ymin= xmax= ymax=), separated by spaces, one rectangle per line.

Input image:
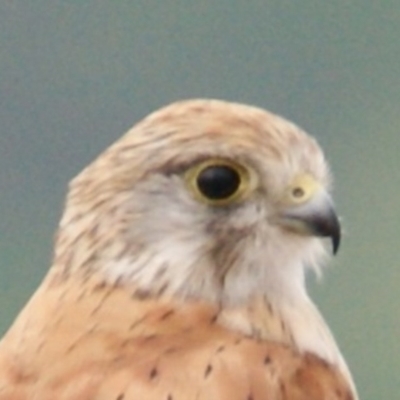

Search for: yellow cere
xmin=284 ymin=174 xmax=320 ymax=206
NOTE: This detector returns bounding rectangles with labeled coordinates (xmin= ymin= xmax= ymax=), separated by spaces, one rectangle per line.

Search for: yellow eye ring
xmin=185 ymin=158 xmax=255 ymax=205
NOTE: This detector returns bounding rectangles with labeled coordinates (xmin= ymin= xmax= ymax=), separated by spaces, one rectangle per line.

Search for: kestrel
xmin=0 ymin=100 xmax=358 ymax=399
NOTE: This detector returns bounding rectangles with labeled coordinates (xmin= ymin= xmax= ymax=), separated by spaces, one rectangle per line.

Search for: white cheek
xmin=221 ymin=225 xmax=328 ymax=305
xmin=103 ymin=234 xmax=208 ymax=290
xmin=102 ymin=173 xmax=329 ymax=306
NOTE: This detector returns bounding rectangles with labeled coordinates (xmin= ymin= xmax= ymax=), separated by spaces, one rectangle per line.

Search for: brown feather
xmin=0 ymin=99 xmax=357 ymax=399
xmin=0 ymin=272 xmax=352 ymax=400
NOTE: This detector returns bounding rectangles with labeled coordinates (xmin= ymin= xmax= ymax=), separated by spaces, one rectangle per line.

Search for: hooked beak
xmin=278 ymin=189 xmax=341 ymax=254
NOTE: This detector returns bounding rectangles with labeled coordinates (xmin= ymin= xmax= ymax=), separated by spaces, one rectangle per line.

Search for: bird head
xmin=55 ymin=99 xmax=340 ymax=306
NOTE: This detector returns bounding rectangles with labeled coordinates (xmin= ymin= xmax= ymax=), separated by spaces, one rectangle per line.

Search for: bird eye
xmin=197 ymin=165 xmax=240 ymax=200
xmin=185 ymin=159 xmax=254 ymax=205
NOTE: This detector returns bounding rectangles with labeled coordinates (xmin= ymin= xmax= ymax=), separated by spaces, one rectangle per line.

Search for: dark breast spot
xmin=159 ymin=309 xmax=175 ymax=320
xmin=149 ymin=367 xmax=158 ymax=380
xmin=216 ymin=345 xmax=225 ymax=353
xmin=264 ymin=355 xmax=272 ymax=364
xmin=204 ymin=364 xmax=213 ymax=378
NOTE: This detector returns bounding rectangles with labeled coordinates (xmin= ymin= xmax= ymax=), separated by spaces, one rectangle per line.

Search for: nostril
xmin=292 ymin=187 xmax=305 ymax=198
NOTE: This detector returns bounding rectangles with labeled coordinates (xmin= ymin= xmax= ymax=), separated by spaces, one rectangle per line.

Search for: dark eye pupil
xmin=196 ymin=165 xmax=241 ymax=200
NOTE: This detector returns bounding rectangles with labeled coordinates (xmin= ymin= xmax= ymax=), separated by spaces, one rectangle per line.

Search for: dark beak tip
xmin=309 ymin=210 xmax=341 ymax=255
xmin=332 ymin=233 xmax=341 ymax=255
xmin=328 ymin=213 xmax=341 ymax=255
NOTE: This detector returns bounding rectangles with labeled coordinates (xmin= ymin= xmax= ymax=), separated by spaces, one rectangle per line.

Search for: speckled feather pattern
xmin=0 ymin=273 xmax=353 ymax=400
xmin=0 ymin=99 xmax=357 ymax=399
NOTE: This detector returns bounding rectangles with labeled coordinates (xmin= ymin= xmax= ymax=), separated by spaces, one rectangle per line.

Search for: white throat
xmin=98 ymin=220 xmax=357 ymax=399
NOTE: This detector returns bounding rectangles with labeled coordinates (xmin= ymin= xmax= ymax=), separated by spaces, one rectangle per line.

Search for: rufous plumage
xmin=0 ymin=99 xmax=358 ymax=399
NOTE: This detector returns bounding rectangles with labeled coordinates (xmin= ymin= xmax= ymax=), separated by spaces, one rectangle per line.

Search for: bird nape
xmin=0 ymin=99 xmax=358 ymax=400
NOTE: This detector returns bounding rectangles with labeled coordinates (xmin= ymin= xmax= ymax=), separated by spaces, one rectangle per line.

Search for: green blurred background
xmin=1 ymin=2 xmax=399 ymax=398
